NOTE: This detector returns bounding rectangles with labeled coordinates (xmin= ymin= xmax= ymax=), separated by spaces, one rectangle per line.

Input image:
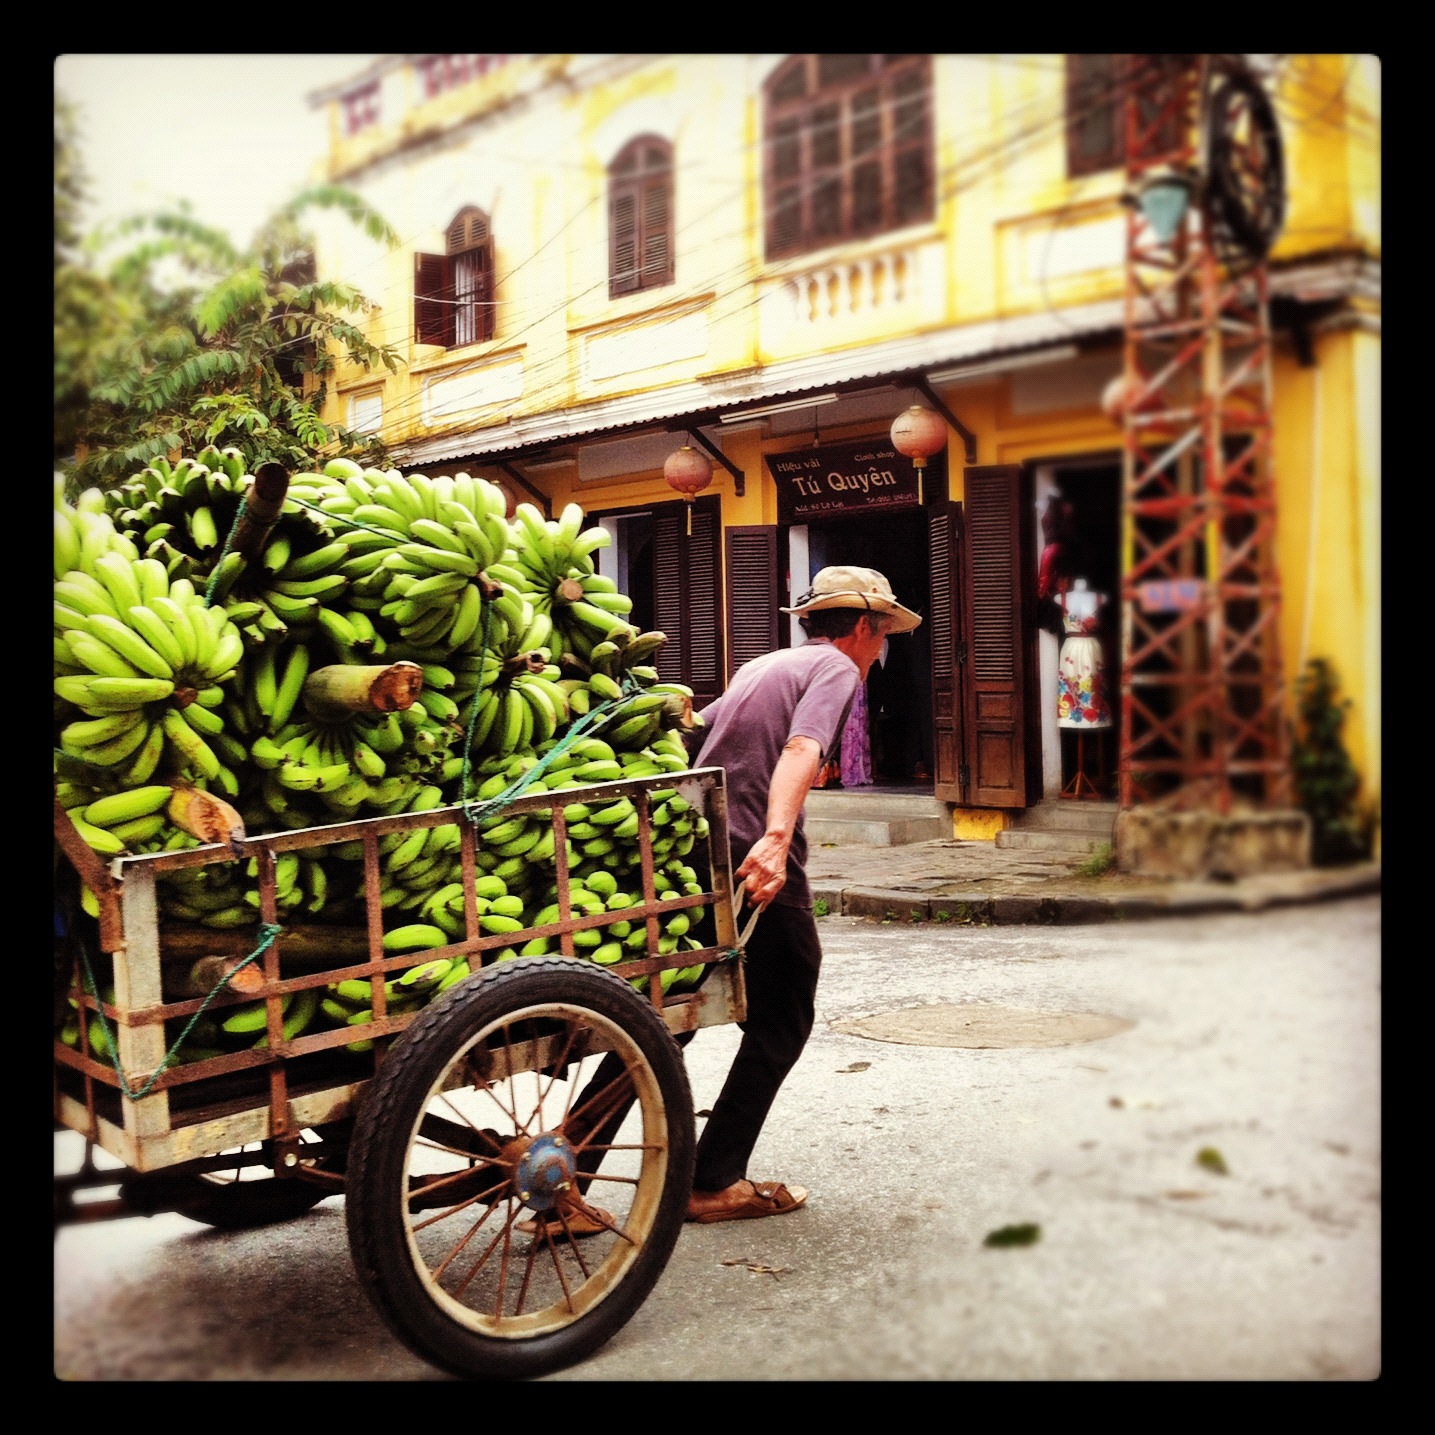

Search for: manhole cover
xmin=831 ymin=1002 xmax=1134 ymax=1049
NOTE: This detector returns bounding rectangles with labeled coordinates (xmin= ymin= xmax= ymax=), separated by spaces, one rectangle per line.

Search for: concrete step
xmin=994 ymin=827 xmax=1107 ymax=855
xmin=805 ymin=788 xmax=950 ymax=846
xmin=1007 ymin=800 xmax=1118 ymax=836
xmin=807 ymin=815 xmax=949 ymax=847
xmin=805 ymin=790 xmax=949 ymax=821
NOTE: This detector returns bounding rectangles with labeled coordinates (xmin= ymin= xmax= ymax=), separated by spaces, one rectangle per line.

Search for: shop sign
xmin=769 ymin=439 xmax=924 ymax=523
xmin=1136 ymin=579 xmax=1204 ymax=612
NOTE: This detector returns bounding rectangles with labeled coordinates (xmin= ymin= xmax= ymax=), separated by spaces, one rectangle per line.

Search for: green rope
xmin=202 ymin=493 xmax=249 ymax=608
xmin=77 ymin=922 xmax=282 ymax=1101
xmin=282 ymin=492 xmax=412 ymax=543
xmin=457 ymin=667 xmax=647 ymax=830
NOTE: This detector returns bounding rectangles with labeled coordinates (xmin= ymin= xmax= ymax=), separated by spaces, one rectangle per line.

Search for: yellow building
xmin=307 ymin=54 xmax=1379 ymax=853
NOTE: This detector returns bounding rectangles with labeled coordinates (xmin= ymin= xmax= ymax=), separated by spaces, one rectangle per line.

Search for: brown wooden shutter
xmin=651 ymin=496 xmax=723 ymax=709
xmin=960 ymin=465 xmax=1035 ymax=807
xmin=724 ymin=525 xmax=779 ymax=681
xmin=928 ymin=501 xmax=965 ymax=803
xmin=642 ymin=175 xmax=672 ymax=285
xmin=610 ymin=186 xmax=638 ymax=297
xmin=414 ymin=252 xmax=450 ymax=347
xmin=474 ymin=243 xmax=495 ymax=343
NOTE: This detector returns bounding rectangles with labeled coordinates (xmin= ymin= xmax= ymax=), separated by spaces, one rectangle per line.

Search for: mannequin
xmin=1056 ymin=579 xmax=1111 ymax=729
xmin=1056 ymin=578 xmax=1111 ymax=799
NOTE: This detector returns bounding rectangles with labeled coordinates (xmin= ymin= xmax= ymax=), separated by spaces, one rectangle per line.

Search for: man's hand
xmin=736 ymin=833 xmax=791 ymax=908
xmin=737 ymin=735 xmax=823 ymax=908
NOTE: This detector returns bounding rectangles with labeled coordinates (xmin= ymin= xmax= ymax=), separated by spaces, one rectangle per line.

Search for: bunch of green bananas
xmin=489 ymin=501 xmax=638 ymax=668
xmin=451 ymin=606 xmax=574 ymax=763
xmin=55 ymin=488 xmax=248 ymax=807
xmin=57 ymin=452 xmax=726 ymax=1031
xmin=102 ymin=448 xmax=249 ymax=582
xmin=105 ymin=447 xmax=357 ymax=648
xmin=512 ymin=868 xmax=707 ymax=997
xmin=302 ymin=461 xmax=512 ymax=654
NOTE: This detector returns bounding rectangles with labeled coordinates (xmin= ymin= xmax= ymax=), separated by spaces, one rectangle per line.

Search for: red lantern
xmin=890 ymin=405 xmax=947 ymax=505
xmin=663 ymin=444 xmax=713 ymax=535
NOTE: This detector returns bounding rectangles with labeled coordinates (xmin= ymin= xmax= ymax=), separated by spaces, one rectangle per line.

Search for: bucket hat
xmin=780 ymin=565 xmax=922 ymax=634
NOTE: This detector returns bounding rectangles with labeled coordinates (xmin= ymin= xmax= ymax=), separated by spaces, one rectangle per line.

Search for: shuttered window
xmin=413 ymin=207 xmax=495 ymax=348
xmin=1066 ymin=54 xmax=1185 ymax=178
xmin=724 ymin=526 xmax=780 ymax=680
xmin=651 ymin=496 xmax=723 ymax=708
xmin=762 ymin=54 xmax=933 ymax=261
xmin=609 ymin=137 xmax=674 ymax=299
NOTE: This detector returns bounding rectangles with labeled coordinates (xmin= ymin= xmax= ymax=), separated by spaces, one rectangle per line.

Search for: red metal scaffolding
xmin=1116 ymin=55 xmax=1291 ymax=815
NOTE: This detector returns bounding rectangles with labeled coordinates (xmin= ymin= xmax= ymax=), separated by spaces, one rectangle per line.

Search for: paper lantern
xmin=663 ymin=444 xmax=713 ymax=535
xmin=890 ymin=405 xmax=947 ymax=505
xmin=1100 ymin=372 xmax=1157 ymax=425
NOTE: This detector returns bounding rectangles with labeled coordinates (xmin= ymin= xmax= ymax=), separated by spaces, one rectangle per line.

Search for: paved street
xmin=54 ymin=895 xmax=1380 ymax=1381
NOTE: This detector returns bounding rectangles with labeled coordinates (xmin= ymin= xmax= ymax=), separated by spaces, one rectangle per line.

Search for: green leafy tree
xmin=1291 ymin=657 xmax=1370 ymax=866
xmin=54 ymin=91 xmax=403 ymax=490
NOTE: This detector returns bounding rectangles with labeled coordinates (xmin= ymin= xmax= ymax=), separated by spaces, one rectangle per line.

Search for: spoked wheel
xmin=345 ymin=957 xmax=695 ymax=1381
xmin=122 ymin=1125 xmax=345 ymax=1230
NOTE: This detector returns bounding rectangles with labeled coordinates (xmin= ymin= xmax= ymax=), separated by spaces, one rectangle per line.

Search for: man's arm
xmin=734 ymin=735 xmax=822 ymax=907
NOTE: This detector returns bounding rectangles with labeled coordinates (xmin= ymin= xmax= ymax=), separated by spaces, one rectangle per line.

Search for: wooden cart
xmin=53 ymin=766 xmax=749 ymax=1381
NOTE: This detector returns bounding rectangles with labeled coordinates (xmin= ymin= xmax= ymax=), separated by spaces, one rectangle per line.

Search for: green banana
xmin=162 ymin=706 xmax=222 ymax=780
xmin=84 ymin=785 xmax=174 ymax=827
xmin=271 ymin=644 xmax=311 ymax=728
xmin=126 ymin=605 xmax=188 ymax=673
xmin=55 ymin=674 xmax=175 ymax=712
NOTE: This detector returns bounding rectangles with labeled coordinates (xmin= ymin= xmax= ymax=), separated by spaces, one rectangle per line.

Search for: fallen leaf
xmin=696 ymin=1108 xmax=712 ymax=1118
xmin=721 ymin=1257 xmax=793 ymax=1278
xmin=1196 ymin=1146 xmax=1229 ymax=1175
xmin=984 ymin=1222 xmax=1042 ymax=1248
xmin=1163 ymin=1189 xmax=1212 ymax=1201
xmin=837 ymin=1061 xmax=871 ymax=1073
xmin=1108 ymin=1096 xmax=1125 ymax=1108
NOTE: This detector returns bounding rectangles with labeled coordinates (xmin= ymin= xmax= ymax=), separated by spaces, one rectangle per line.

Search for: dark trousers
xmin=572 ymin=901 xmax=824 ymax=1194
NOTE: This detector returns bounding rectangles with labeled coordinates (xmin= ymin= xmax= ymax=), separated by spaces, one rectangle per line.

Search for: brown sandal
xmin=685 ymin=1179 xmax=808 ymax=1224
xmin=516 ymin=1200 xmax=614 ymax=1241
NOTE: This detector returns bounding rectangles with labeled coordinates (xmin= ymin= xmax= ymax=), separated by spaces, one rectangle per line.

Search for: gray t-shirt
xmin=691 ymin=639 xmax=859 ymax=909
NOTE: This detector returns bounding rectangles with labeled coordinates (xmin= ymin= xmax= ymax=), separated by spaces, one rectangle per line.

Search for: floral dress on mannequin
xmin=838 ymin=676 xmax=873 ymax=787
xmin=1056 ymin=580 xmax=1112 ymax=729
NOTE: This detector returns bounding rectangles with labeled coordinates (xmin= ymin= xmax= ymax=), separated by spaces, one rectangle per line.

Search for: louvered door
xmin=651 ymin=496 xmax=723 ymax=710
xmin=959 ymin=465 xmax=1036 ymax=807
xmin=724 ymin=525 xmax=780 ymax=680
xmin=928 ymin=501 xmax=965 ymax=802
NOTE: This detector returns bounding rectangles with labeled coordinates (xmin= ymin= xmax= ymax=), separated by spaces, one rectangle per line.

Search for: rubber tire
xmin=345 ymin=956 xmax=695 ymax=1381
xmin=140 ymin=1126 xmax=345 ymax=1230
xmin=1205 ymin=71 xmax=1285 ymax=261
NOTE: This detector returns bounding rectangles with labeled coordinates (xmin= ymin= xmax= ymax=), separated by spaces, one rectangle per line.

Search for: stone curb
xmin=810 ymin=863 xmax=1380 ymax=926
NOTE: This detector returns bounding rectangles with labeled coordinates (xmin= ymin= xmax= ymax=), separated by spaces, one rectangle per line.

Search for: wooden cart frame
xmin=54 ymin=766 xmax=749 ymax=1379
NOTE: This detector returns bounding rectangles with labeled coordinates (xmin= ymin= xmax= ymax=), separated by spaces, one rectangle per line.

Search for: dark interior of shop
xmin=802 ymin=508 xmax=933 ymax=787
xmin=1046 ymin=464 xmax=1121 ymax=796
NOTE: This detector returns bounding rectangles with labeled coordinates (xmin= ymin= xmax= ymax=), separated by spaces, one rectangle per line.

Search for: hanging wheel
xmin=1203 ymin=68 xmax=1285 ymax=270
xmin=345 ymin=956 xmax=695 ymax=1381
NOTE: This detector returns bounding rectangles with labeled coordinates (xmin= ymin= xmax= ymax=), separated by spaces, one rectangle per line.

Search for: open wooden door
xmin=928 ymin=501 xmax=966 ymax=803
xmin=959 ymin=465 xmax=1037 ymax=808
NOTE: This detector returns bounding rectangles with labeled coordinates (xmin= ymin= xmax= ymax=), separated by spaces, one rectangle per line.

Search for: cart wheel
xmin=345 ymin=956 xmax=695 ymax=1381
xmin=143 ymin=1125 xmax=344 ymax=1231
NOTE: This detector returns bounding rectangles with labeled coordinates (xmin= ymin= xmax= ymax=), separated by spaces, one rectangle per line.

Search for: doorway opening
xmin=1033 ymin=458 xmax=1121 ymax=801
xmin=786 ymin=506 xmax=933 ymax=789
